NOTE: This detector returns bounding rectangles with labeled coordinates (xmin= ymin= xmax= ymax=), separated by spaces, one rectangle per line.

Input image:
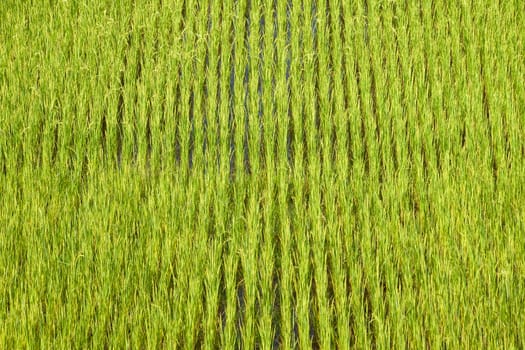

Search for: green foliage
xmin=1 ymin=0 xmax=524 ymax=348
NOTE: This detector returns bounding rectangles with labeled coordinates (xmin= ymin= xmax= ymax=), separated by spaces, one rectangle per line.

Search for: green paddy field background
xmin=1 ymin=0 xmax=524 ymax=348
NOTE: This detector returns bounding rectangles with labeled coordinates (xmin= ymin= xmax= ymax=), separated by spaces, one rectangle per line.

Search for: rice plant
xmin=1 ymin=0 xmax=524 ymax=348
